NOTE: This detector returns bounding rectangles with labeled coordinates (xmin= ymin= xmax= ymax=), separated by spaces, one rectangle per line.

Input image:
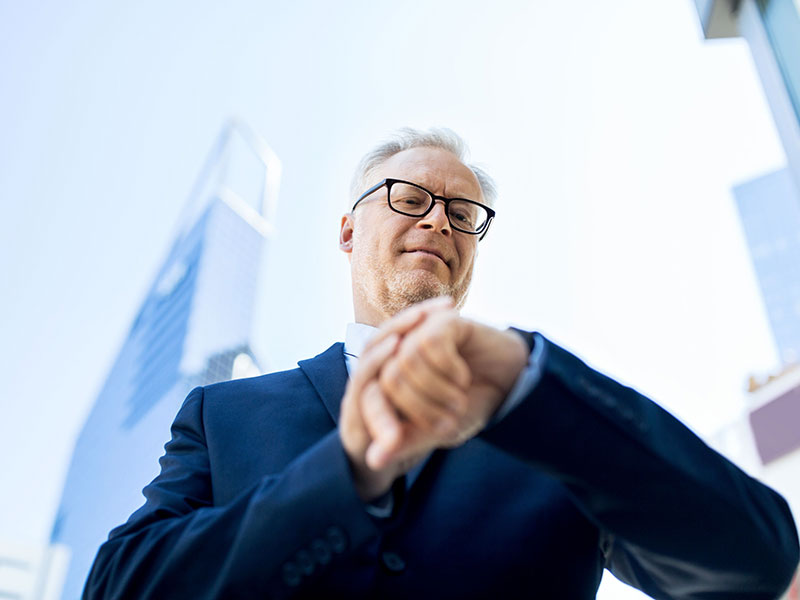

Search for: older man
xmin=85 ymin=129 xmax=799 ymax=599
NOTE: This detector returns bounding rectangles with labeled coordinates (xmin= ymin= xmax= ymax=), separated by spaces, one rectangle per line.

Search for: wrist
xmin=508 ymin=327 xmax=535 ymax=354
xmin=496 ymin=328 xmax=530 ymax=397
xmin=350 ymin=458 xmax=396 ymax=502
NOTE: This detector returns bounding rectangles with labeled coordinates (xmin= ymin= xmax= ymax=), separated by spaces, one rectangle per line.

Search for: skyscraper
xmin=50 ymin=121 xmax=280 ymax=600
xmin=734 ymin=168 xmax=800 ymax=364
xmin=694 ymin=0 xmax=800 ymax=193
xmin=695 ymin=5 xmax=800 ymax=593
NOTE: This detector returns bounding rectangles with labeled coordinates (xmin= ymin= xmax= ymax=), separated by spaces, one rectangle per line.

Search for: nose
xmin=417 ymin=199 xmax=451 ymax=236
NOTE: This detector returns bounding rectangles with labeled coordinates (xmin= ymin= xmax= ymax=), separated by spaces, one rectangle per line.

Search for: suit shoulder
xmin=200 ymin=342 xmax=344 ymax=411
xmin=202 ymin=365 xmax=309 ymax=399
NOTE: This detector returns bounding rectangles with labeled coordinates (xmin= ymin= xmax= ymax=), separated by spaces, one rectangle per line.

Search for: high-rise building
xmin=734 ymin=168 xmax=800 ymax=364
xmin=695 ymin=0 xmax=800 ymax=193
xmin=694 ymin=4 xmax=800 ymax=596
xmin=50 ymin=121 xmax=281 ymax=600
xmin=0 ymin=541 xmax=69 ymax=600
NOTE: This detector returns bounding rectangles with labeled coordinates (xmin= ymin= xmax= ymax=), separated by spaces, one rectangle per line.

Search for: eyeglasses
xmin=352 ymin=178 xmax=496 ymax=240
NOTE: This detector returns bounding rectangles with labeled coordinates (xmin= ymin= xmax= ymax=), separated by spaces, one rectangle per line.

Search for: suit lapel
xmin=298 ymin=342 xmax=348 ymax=425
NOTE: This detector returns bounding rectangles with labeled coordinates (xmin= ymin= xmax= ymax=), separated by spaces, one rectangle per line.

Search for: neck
xmin=352 ymin=299 xmax=389 ymax=327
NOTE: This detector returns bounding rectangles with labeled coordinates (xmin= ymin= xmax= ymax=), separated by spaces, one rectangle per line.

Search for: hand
xmin=339 ymin=297 xmax=456 ymax=501
xmin=363 ymin=299 xmax=529 ymax=470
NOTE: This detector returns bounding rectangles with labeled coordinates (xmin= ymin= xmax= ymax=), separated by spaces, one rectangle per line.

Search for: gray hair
xmin=349 ymin=127 xmax=497 ymax=208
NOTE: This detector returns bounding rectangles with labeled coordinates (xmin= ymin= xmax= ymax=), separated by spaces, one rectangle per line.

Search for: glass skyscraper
xmin=734 ymin=168 xmax=800 ymax=364
xmin=50 ymin=121 xmax=280 ymax=600
xmin=694 ymin=0 xmax=800 ymax=365
xmin=755 ymin=0 xmax=800 ymax=125
xmin=695 ymin=0 xmax=800 ymax=195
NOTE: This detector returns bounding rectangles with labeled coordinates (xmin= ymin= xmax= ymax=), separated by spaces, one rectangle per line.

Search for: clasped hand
xmin=340 ymin=297 xmax=529 ymax=501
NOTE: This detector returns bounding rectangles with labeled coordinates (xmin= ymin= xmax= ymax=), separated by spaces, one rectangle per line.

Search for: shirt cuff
xmin=362 ymin=474 xmax=408 ymax=520
xmin=364 ymin=490 xmax=394 ymax=519
xmin=491 ymin=332 xmax=547 ymax=424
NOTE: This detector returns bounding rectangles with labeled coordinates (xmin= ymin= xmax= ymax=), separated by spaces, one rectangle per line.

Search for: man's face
xmin=340 ymin=146 xmax=483 ymax=325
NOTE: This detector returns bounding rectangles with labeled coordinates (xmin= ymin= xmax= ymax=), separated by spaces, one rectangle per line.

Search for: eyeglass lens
xmin=388 ymin=182 xmax=488 ymax=233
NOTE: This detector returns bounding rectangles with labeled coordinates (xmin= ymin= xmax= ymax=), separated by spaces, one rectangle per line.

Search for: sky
xmin=0 ymin=1 xmax=789 ymax=597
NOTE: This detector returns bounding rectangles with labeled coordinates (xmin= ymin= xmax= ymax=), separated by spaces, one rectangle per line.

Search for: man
xmin=85 ymin=128 xmax=799 ymax=599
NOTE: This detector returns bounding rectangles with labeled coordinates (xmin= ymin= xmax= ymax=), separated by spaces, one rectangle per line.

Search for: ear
xmin=339 ymin=213 xmax=354 ymax=254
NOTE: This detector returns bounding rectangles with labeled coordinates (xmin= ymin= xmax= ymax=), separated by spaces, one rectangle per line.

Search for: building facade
xmin=0 ymin=542 xmax=69 ymax=600
xmin=695 ymin=0 xmax=800 ymax=190
xmin=734 ymin=168 xmax=800 ymax=363
xmin=49 ymin=122 xmax=280 ymax=600
xmin=694 ymin=2 xmax=800 ymax=596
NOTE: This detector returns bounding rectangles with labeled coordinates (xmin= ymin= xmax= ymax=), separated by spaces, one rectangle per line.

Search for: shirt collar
xmin=344 ymin=322 xmax=378 ymax=374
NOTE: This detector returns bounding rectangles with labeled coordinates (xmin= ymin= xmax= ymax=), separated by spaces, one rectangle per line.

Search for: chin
xmin=400 ymin=269 xmax=448 ymax=295
xmin=382 ymin=270 xmax=464 ymax=315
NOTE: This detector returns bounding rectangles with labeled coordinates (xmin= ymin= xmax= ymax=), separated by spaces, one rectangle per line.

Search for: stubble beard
xmin=354 ymin=250 xmax=473 ymax=319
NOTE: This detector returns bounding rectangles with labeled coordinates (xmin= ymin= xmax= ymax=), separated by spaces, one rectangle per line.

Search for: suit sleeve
xmin=480 ymin=334 xmax=799 ymax=600
xmin=83 ymin=386 xmax=382 ymax=599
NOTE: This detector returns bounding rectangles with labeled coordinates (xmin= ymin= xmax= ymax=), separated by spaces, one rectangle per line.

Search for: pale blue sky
xmin=0 ymin=2 xmax=787 ymax=597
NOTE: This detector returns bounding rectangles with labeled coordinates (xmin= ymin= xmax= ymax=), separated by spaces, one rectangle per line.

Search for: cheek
xmin=355 ymin=216 xmax=405 ymax=253
xmin=352 ymin=227 xmax=389 ymax=266
xmin=458 ymin=241 xmax=478 ymax=272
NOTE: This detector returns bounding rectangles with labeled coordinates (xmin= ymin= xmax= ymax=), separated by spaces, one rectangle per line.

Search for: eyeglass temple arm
xmin=351 ymin=179 xmax=389 ymax=211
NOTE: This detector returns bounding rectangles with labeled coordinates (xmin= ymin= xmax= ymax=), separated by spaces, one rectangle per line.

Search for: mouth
xmin=404 ymin=247 xmax=450 ymax=267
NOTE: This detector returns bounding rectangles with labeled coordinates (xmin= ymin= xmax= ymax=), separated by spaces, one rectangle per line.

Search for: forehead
xmin=371 ymin=147 xmax=484 ymax=202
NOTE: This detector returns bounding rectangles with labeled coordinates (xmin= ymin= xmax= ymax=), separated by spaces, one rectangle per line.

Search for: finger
xmin=361 ymin=381 xmax=403 ymax=469
xmin=386 ymin=347 xmax=471 ymax=417
xmin=341 ymin=333 xmax=400 ymax=453
xmin=362 ymin=383 xmax=403 ymax=471
xmin=350 ymin=332 xmax=400 ymax=393
xmin=418 ymin=342 xmax=472 ymax=399
xmin=340 ymin=385 xmax=370 ymax=459
xmin=363 ymin=296 xmax=455 ymax=354
xmin=377 ymin=425 xmax=443 ymax=470
xmin=410 ymin=313 xmax=472 ymax=389
xmin=398 ymin=323 xmax=472 ymax=401
xmin=378 ymin=358 xmax=465 ymax=436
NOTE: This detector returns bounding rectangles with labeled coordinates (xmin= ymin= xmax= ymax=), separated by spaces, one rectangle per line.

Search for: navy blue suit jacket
xmin=84 ymin=336 xmax=799 ymax=599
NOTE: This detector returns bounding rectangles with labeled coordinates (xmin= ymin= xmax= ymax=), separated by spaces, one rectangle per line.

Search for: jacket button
xmin=381 ymin=551 xmax=406 ymax=573
xmin=311 ymin=539 xmax=332 ymax=565
xmin=282 ymin=562 xmax=301 ymax=587
xmin=326 ymin=526 xmax=347 ymax=554
xmin=295 ymin=550 xmax=315 ymax=575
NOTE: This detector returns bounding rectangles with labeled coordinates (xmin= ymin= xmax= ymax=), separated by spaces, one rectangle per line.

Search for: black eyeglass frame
xmin=352 ymin=178 xmax=496 ymax=240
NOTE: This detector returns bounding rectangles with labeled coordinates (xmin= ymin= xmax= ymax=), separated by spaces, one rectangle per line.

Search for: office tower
xmin=0 ymin=542 xmax=68 ymax=600
xmin=691 ymin=8 xmax=800 ymax=594
xmin=734 ymin=168 xmax=800 ymax=364
xmin=50 ymin=121 xmax=280 ymax=600
xmin=694 ymin=0 xmax=800 ymax=194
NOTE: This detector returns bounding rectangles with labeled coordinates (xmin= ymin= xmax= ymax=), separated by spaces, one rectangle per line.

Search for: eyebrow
xmin=401 ymin=177 xmax=479 ymax=201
